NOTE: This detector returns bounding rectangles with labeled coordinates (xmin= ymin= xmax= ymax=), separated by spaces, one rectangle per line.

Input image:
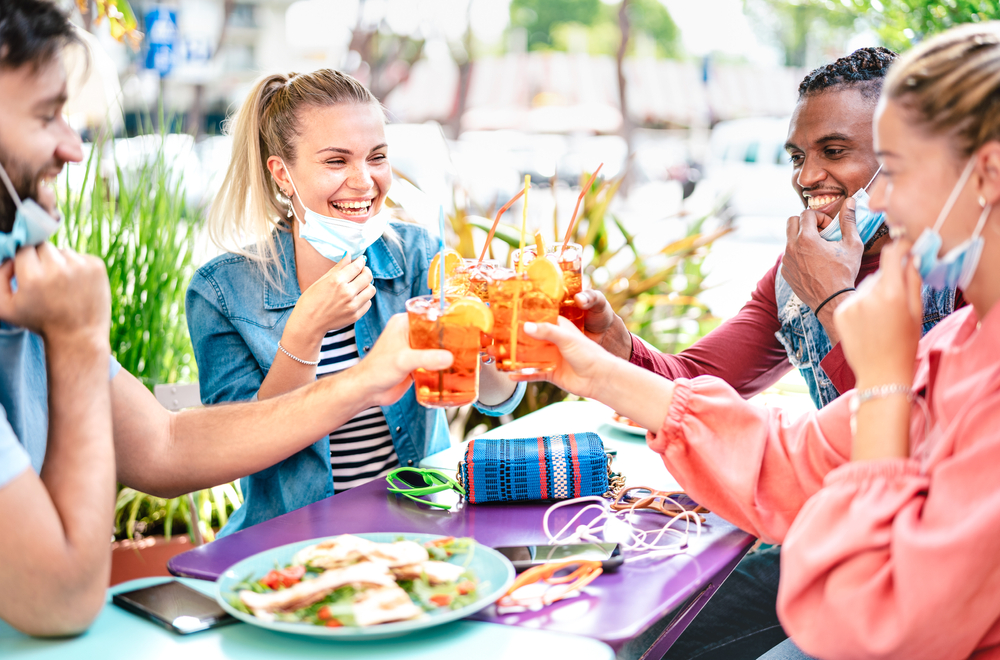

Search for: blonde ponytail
xmin=208 ymin=69 xmax=386 ymax=281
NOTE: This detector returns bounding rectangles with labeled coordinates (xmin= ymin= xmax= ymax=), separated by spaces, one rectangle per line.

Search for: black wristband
xmin=813 ymin=287 xmax=856 ymax=317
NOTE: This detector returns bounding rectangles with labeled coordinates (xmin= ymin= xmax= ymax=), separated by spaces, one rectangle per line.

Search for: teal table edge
xmin=0 ymin=577 xmax=615 ymax=659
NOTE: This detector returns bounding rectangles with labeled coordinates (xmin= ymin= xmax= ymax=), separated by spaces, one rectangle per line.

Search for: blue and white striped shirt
xmin=316 ymin=324 xmax=398 ymax=492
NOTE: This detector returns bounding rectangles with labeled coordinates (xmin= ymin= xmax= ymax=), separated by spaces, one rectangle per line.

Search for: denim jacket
xmin=186 ymin=222 xmax=524 ymax=536
xmin=775 ymin=271 xmax=956 ymax=409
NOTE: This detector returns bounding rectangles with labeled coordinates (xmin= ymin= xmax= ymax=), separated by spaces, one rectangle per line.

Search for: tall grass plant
xmin=57 ymin=133 xmax=197 ymax=387
xmin=57 ymin=126 xmax=241 ymax=541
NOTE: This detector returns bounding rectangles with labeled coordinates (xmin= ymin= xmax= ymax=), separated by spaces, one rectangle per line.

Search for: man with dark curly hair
xmin=582 ymin=49 xmax=964 ymax=659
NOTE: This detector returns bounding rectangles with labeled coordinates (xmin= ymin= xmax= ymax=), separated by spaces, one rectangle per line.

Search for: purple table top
xmin=169 ymin=478 xmax=753 ymax=650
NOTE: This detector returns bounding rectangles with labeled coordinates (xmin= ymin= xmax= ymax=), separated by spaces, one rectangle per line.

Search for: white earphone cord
xmin=542 ymin=495 xmax=703 ymax=563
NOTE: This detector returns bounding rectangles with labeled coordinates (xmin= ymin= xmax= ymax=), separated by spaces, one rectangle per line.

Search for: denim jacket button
xmin=363 ymin=345 xmax=371 ymax=352
xmin=407 ymin=459 xmax=414 ymax=466
xmin=395 ymin=426 xmax=401 ymax=433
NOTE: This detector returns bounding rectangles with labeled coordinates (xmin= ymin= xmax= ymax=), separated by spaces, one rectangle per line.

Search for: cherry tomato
xmin=317 ymin=606 xmax=333 ymax=621
xmin=324 ymin=619 xmax=343 ymax=628
xmin=429 ymin=593 xmax=453 ymax=607
xmin=259 ymin=565 xmax=307 ymax=589
xmin=456 ymin=581 xmax=475 ymax=595
xmin=425 ymin=537 xmax=455 ymax=548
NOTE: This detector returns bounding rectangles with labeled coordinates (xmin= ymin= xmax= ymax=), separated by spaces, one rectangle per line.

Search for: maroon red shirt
xmin=629 ymin=252 xmax=964 ymax=399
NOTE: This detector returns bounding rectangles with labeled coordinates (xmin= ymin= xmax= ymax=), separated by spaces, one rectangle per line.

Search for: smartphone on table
xmin=493 ymin=542 xmax=624 ymax=572
xmin=112 ymin=580 xmax=238 ymax=634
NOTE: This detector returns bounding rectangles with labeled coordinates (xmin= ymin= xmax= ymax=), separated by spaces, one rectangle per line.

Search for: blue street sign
xmin=145 ymin=7 xmax=177 ymax=77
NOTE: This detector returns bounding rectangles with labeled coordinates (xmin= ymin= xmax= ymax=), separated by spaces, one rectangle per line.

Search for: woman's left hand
xmin=834 ymin=238 xmax=922 ymax=390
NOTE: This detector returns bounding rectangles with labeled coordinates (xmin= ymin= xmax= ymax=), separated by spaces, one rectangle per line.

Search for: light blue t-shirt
xmin=0 ymin=321 xmax=120 ymax=489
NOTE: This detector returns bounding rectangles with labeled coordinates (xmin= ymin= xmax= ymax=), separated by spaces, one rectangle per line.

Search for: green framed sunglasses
xmin=385 ymin=467 xmax=466 ymax=510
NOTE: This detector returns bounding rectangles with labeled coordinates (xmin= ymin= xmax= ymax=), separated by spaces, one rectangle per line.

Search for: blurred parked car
xmin=696 ymin=116 xmax=801 ymax=221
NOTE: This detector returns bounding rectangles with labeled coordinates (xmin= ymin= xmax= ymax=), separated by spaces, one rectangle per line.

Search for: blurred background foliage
xmin=57 ymin=125 xmax=242 ymax=542
xmin=745 ymin=0 xmax=997 ymax=66
xmin=115 ymin=483 xmax=241 ymax=544
xmin=849 ymin=0 xmax=1000 ymax=52
xmin=57 ymin=125 xmax=196 ymax=389
xmin=511 ymin=0 xmax=679 ymax=57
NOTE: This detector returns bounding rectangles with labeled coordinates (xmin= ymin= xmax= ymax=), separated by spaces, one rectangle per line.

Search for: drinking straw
xmin=437 ymin=206 xmax=447 ymax=401
xmin=478 ymin=185 xmax=527 ymax=264
xmin=518 ymin=174 xmax=530 ymax=275
xmin=510 ymin=174 xmax=530 ymax=367
xmin=560 ymin=163 xmax=603 ymax=255
xmin=438 ymin=206 xmax=447 ymax=313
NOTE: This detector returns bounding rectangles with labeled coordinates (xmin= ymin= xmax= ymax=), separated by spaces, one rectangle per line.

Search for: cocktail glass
xmin=406 ymin=295 xmax=489 ymax=408
xmin=512 ymin=243 xmax=585 ymax=330
xmin=488 ymin=264 xmax=561 ymax=380
xmin=452 ymin=259 xmax=500 ymax=361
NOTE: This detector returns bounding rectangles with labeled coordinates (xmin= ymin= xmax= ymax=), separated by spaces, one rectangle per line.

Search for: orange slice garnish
xmin=428 ymin=248 xmax=463 ymax=293
xmin=527 ymin=255 xmax=565 ymax=301
xmin=445 ymin=297 xmax=494 ymax=334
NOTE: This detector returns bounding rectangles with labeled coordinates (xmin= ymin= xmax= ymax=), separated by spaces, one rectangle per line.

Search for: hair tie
xmin=814 ymin=287 xmax=856 ymax=317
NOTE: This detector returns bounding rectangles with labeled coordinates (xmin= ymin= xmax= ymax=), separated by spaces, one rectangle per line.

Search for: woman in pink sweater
xmin=523 ymin=23 xmax=1000 ymax=660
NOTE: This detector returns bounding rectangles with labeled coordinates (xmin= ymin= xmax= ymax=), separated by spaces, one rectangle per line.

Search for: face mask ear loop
xmin=281 ymin=164 xmax=308 ymax=224
xmin=971 ymin=202 xmax=992 ymax=241
xmin=0 ymin=161 xmax=24 ymax=208
xmin=931 ymin=158 xmax=978 ymax=235
xmin=863 ymin=164 xmax=883 ymax=192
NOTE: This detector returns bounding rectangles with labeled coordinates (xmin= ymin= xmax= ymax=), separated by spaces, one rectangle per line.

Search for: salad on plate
xmin=228 ymin=534 xmax=480 ymax=628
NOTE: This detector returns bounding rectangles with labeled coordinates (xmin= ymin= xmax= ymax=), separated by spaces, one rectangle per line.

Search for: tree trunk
xmin=616 ymin=0 xmax=633 ymax=191
xmin=186 ymin=84 xmax=205 ymax=138
xmin=448 ymin=13 xmax=474 ymax=139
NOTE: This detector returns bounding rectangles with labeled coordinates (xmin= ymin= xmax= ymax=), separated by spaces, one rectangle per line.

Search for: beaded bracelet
xmin=277 ymin=342 xmax=320 ymax=366
xmin=849 ymin=383 xmax=913 ymax=434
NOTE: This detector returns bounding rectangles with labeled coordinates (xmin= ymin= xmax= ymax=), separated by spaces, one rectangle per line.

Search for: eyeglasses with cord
xmin=609 ymin=486 xmax=709 ymax=522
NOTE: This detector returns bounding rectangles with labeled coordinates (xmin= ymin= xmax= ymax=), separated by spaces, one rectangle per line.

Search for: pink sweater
xmin=650 ymin=303 xmax=1000 ymax=660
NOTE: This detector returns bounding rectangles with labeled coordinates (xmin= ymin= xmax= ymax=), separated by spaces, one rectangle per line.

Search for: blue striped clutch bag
xmin=458 ymin=432 xmax=611 ymax=504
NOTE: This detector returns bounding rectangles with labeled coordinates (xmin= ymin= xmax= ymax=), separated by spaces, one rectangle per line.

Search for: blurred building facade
xmin=92 ymin=0 xmax=806 ymax=136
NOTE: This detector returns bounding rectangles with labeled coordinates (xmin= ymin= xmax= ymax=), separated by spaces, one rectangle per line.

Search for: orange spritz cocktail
xmin=453 ymin=259 xmax=499 ymax=359
xmin=460 ymin=259 xmax=499 ymax=303
xmin=406 ymin=295 xmax=493 ymax=408
xmin=512 ymin=242 xmax=584 ymax=330
xmin=488 ymin=257 xmax=564 ymax=379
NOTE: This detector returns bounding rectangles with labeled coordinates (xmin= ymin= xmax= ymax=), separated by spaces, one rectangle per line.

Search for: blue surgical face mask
xmin=0 ymin=160 xmax=60 ymax=262
xmin=819 ymin=166 xmax=884 ymax=244
xmin=284 ymin=166 xmax=388 ymax=263
xmin=910 ymin=157 xmax=990 ymax=291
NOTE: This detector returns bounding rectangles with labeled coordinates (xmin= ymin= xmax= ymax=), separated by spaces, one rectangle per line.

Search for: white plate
xmin=216 ymin=532 xmax=515 ymax=640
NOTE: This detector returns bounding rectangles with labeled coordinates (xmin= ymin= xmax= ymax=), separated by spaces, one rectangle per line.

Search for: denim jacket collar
xmin=263 ymin=228 xmax=404 ymax=311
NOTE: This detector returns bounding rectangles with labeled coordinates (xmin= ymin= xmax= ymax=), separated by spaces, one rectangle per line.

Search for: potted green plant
xmin=58 ymin=128 xmax=242 ymax=582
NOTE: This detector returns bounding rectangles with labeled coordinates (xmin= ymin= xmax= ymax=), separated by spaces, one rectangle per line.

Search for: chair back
xmin=154 ymin=383 xmax=202 ymax=411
